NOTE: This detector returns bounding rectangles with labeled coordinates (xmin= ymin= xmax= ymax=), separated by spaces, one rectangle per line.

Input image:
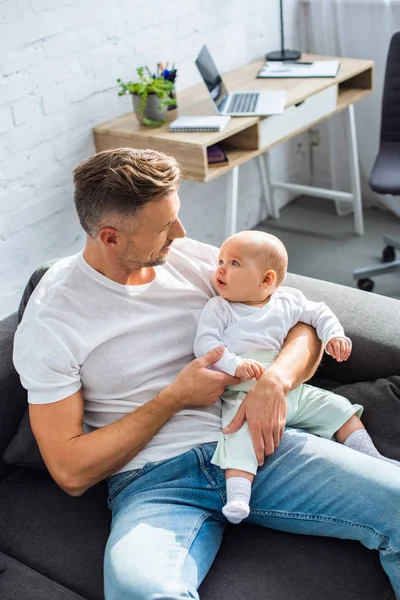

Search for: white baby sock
xmin=344 ymin=429 xmax=400 ymax=467
xmin=222 ymin=477 xmax=251 ymax=524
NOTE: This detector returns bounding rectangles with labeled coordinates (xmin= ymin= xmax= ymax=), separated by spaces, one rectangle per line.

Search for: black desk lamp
xmin=266 ymin=0 xmax=301 ymax=61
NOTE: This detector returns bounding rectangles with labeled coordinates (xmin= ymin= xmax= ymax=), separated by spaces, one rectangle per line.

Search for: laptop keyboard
xmin=227 ymin=92 xmax=259 ymax=113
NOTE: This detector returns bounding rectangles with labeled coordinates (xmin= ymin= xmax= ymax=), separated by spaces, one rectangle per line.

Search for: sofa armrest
xmin=285 ymin=273 xmax=400 ymax=384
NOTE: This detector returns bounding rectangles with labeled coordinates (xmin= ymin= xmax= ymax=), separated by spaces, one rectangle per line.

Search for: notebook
xmin=169 ymin=115 xmax=231 ymax=132
xmin=257 ymin=60 xmax=341 ymax=79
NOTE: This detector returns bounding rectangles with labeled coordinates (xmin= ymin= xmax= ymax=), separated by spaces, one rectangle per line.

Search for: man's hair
xmin=73 ymin=148 xmax=182 ymax=236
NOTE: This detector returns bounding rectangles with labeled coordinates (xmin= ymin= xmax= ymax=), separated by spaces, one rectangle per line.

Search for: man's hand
xmin=169 ymin=346 xmax=240 ymax=410
xmin=222 ymin=370 xmax=287 ymax=466
xmin=235 ymin=359 xmax=264 ymax=381
xmin=326 ymin=337 xmax=352 ymax=362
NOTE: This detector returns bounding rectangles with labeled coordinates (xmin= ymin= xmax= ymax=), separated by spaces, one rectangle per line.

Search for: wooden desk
xmin=93 ymin=53 xmax=374 ymax=236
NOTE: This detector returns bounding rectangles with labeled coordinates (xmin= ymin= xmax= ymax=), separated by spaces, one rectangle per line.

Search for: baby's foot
xmin=344 ymin=430 xmax=400 ymax=467
xmin=222 ymin=500 xmax=250 ymax=524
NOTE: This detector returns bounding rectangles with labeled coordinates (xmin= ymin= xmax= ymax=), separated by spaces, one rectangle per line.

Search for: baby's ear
xmin=261 ymin=269 xmax=276 ymax=286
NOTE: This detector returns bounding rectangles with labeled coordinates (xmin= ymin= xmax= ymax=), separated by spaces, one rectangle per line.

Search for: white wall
xmin=299 ymin=0 xmax=400 ymax=214
xmin=0 ymin=0 xmax=306 ymax=318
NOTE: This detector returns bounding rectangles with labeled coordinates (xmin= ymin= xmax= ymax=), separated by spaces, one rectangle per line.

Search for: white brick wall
xmin=0 ymin=0 xmax=306 ymax=319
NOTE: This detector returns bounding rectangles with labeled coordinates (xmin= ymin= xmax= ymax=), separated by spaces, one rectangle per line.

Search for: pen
xmin=284 ymin=61 xmax=314 ymax=66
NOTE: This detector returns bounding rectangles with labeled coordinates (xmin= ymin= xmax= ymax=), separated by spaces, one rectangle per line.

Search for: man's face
xmin=118 ymin=190 xmax=186 ymax=271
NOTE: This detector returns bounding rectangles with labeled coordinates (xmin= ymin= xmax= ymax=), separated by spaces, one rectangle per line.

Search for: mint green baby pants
xmin=211 ymin=350 xmax=364 ymax=475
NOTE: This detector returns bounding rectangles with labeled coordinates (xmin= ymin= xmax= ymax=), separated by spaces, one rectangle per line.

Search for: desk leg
xmin=225 ymin=166 xmax=239 ymax=238
xmin=345 ymin=104 xmax=364 ymax=236
xmin=258 ymin=153 xmax=272 ymax=219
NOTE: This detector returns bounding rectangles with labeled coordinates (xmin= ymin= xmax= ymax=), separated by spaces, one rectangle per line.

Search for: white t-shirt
xmin=13 ymin=237 xmax=222 ymax=473
xmin=194 ymin=289 xmax=350 ymax=376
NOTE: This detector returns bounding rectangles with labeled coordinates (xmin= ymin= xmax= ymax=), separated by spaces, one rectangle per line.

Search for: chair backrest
xmin=380 ymin=31 xmax=400 ymax=144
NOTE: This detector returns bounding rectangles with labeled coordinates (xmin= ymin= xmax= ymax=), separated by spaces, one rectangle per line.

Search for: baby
xmin=194 ymin=230 xmax=399 ymax=525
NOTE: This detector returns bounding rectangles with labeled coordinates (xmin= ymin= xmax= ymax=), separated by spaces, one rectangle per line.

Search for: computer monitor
xmin=195 ymin=45 xmax=229 ymax=111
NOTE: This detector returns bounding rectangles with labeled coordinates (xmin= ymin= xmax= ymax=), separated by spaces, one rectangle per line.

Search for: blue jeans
xmin=104 ymin=429 xmax=400 ymax=599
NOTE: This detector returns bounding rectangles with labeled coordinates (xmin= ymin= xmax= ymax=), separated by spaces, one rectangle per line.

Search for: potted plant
xmin=117 ymin=67 xmax=175 ymax=127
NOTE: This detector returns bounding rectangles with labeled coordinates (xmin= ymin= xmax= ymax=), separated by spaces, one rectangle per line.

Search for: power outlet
xmin=309 ymin=128 xmax=321 ymax=147
xmin=290 ymin=134 xmax=310 ymax=186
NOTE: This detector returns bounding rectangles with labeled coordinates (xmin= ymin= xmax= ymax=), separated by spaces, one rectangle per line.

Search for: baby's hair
xmin=261 ymin=233 xmax=288 ymax=285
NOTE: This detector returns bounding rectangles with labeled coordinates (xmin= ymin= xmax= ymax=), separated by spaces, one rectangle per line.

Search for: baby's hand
xmin=326 ymin=337 xmax=352 ymax=362
xmin=235 ymin=359 xmax=264 ymax=381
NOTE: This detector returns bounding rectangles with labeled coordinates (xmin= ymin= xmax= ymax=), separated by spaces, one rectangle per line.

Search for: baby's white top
xmin=194 ymin=287 xmax=350 ymax=375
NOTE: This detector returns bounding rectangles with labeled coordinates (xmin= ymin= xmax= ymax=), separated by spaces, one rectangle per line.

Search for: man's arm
xmin=264 ymin=321 xmax=323 ymax=391
xmin=222 ymin=323 xmax=323 ymax=465
xmin=29 ymin=346 xmax=239 ymax=497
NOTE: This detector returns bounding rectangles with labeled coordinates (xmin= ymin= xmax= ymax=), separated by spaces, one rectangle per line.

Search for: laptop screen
xmin=195 ymin=45 xmax=229 ymax=111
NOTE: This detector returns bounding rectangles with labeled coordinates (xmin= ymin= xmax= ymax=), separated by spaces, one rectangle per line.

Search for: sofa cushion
xmin=0 ymin=313 xmax=28 ymax=481
xmin=0 ymin=468 xmax=110 ymax=600
xmin=0 ymin=552 xmax=86 ymax=600
xmin=333 ymin=375 xmax=400 ymax=461
xmin=3 ymin=409 xmax=45 ymax=469
xmin=200 ymin=524 xmax=394 ymax=600
xmin=285 ymin=272 xmax=400 ymax=384
xmin=1 ymin=260 xmax=62 ymax=472
xmin=17 ymin=260 xmax=60 ymax=323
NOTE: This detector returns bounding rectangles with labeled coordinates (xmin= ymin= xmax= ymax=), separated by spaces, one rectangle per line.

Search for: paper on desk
xmin=258 ymin=60 xmax=341 ymax=79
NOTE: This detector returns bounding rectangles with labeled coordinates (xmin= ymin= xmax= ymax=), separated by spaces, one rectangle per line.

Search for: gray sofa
xmin=0 ymin=267 xmax=399 ymax=600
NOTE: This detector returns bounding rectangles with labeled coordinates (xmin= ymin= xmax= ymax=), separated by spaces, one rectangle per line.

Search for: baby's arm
xmin=194 ymin=298 xmax=248 ymax=376
xmin=295 ymin=292 xmax=352 ymax=362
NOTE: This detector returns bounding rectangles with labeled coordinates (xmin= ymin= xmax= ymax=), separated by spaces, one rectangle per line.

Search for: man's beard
xmin=120 ymin=243 xmax=170 ymax=271
xmin=141 ymin=254 xmax=167 ymax=267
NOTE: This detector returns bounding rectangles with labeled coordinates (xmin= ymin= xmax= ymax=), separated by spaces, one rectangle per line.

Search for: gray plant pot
xmin=132 ymin=93 xmax=168 ymax=124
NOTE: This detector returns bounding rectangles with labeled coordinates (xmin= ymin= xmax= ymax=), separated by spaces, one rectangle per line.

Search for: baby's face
xmin=215 ymin=238 xmax=268 ymax=302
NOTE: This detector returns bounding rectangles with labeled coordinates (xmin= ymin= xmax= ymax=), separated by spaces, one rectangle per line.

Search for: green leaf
xmin=117 ymin=66 xmax=176 ymax=117
xmin=142 ymin=116 xmax=166 ymax=127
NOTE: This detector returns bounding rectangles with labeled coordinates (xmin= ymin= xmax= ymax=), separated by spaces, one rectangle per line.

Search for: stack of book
xmin=207 ymin=144 xmax=229 ymax=168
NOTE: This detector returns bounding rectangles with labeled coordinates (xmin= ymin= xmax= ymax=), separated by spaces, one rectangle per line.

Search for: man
xmin=13 ymin=148 xmax=400 ymax=600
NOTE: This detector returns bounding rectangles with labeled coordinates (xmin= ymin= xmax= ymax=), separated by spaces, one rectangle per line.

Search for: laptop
xmin=195 ymin=45 xmax=286 ymax=117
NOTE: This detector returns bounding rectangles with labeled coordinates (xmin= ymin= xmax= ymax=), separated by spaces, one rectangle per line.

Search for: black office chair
xmin=353 ymin=31 xmax=400 ymax=292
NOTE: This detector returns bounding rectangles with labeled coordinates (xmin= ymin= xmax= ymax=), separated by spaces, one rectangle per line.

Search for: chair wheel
xmin=382 ymin=245 xmax=395 ymax=263
xmin=357 ymin=278 xmax=374 ymax=292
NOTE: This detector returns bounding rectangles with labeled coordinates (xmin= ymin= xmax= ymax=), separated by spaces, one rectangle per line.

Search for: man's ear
xmin=261 ymin=269 xmax=276 ymax=287
xmin=99 ymin=227 xmax=119 ymax=247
